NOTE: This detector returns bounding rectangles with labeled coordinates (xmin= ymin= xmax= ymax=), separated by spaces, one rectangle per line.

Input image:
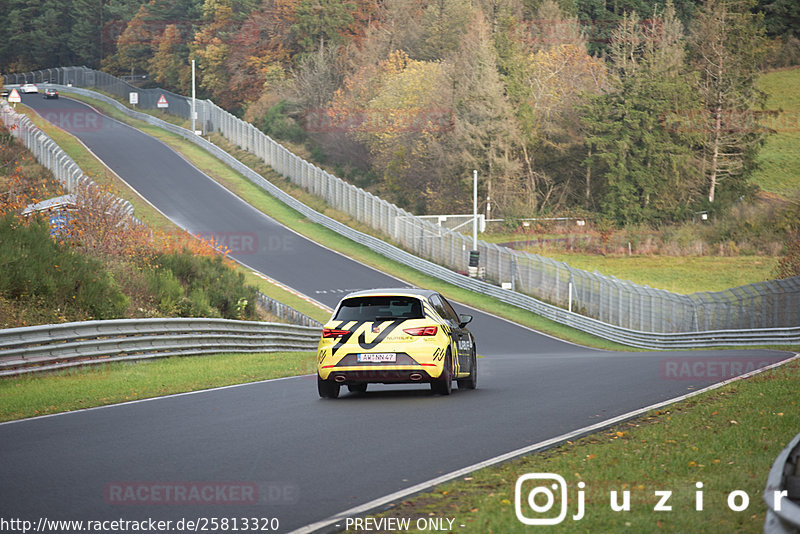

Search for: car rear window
xmin=334 ymin=296 xmax=423 ymax=321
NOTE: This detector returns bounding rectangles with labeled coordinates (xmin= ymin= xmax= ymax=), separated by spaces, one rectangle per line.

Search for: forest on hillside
xmin=1 ymin=0 xmax=799 ymax=225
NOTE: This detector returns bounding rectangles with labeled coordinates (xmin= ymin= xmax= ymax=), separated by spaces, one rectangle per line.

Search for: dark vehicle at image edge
xmin=316 ymin=288 xmax=477 ymax=398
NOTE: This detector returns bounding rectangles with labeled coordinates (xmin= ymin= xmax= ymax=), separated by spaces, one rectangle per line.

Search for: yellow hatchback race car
xmin=316 ymin=288 xmax=477 ymax=398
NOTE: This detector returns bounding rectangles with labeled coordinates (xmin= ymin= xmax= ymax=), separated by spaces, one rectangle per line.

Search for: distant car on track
xmin=43 ymin=88 xmax=58 ymax=99
xmin=316 ymin=288 xmax=477 ymax=398
xmin=20 ymin=83 xmax=38 ymax=94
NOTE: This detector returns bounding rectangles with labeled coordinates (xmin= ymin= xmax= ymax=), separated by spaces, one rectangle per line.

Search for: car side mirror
xmin=458 ymin=314 xmax=472 ymax=328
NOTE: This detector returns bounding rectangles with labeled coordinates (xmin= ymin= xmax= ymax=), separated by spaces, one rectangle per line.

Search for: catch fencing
xmin=0 ymin=97 xmax=321 ymax=331
xmin=1 ymin=99 xmax=137 ymax=222
xmin=0 ymin=318 xmax=320 ymax=376
xmin=4 ymin=67 xmax=800 ymax=334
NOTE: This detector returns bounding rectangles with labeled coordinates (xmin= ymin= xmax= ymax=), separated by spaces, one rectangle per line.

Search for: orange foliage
xmin=62 ymin=180 xmax=229 ymax=265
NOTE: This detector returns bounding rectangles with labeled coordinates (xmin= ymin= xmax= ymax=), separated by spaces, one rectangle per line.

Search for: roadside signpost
xmin=157 ymin=94 xmax=168 ymax=109
xmin=8 ymin=88 xmax=21 ymax=106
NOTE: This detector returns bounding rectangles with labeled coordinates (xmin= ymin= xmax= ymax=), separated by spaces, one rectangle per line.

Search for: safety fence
xmin=4 ymin=67 xmax=800 ymax=337
xmin=1 ymin=99 xmax=137 ymax=222
xmin=0 ymin=318 xmax=320 ymax=377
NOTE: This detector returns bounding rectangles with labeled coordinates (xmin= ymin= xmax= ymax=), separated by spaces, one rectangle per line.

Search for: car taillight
xmin=322 ymin=328 xmax=350 ymax=338
xmin=403 ymin=326 xmax=438 ymax=336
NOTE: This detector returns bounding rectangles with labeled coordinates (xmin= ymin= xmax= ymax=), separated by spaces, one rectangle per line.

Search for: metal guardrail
xmin=0 ymin=318 xmax=321 ymax=377
xmin=764 ymin=431 xmax=800 ymax=533
xmin=256 ymin=292 xmax=322 ymax=328
xmin=37 ymin=84 xmax=800 ymax=349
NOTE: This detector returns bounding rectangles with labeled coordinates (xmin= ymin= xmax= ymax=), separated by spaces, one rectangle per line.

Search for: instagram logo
xmin=515 ymin=473 xmax=582 ymax=525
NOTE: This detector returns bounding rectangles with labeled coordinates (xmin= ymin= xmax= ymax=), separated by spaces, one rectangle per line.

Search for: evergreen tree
xmin=417 ymin=0 xmax=474 ymax=61
xmin=583 ymin=2 xmax=703 ymax=224
xmin=291 ymin=0 xmax=357 ymax=56
xmin=68 ymin=0 xmax=105 ymax=67
xmin=440 ymin=11 xmax=523 ymax=215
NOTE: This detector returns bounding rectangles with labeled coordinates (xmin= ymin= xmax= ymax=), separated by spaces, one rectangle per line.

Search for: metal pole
xmin=473 ymin=169 xmax=478 ymax=250
xmin=191 ymin=60 xmax=196 ymax=134
xmin=569 ymin=281 xmax=573 ymax=313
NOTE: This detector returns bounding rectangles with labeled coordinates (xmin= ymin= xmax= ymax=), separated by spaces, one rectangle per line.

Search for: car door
xmin=430 ymin=294 xmax=470 ymax=374
xmin=439 ymin=295 xmax=473 ymax=373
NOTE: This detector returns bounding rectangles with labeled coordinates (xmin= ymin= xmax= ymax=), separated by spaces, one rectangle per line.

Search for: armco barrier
xmin=764 ymin=431 xmax=800 ymax=533
xmin=0 ymin=318 xmax=321 ymax=377
xmin=16 ymin=84 xmax=799 ymax=349
xmin=256 ymin=292 xmax=323 ymax=328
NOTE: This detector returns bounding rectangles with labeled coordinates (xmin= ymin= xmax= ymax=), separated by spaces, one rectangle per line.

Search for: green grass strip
xmin=0 ymin=351 xmax=317 ymax=422
xmin=350 ymin=357 xmax=800 ymax=533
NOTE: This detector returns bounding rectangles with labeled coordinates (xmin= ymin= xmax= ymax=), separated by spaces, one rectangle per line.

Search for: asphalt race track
xmin=0 ymin=93 xmax=794 ymax=532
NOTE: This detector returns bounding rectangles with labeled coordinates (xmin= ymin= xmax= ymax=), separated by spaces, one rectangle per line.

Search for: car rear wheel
xmin=431 ymin=351 xmax=452 ymax=395
xmin=347 ymin=383 xmax=368 ymax=393
xmin=457 ymin=348 xmax=477 ymax=390
xmin=318 ymin=376 xmax=340 ymax=399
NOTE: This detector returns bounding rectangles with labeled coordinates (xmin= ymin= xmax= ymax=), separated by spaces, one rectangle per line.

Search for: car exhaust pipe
xmin=334 ymin=375 xmax=347 ymax=383
xmin=409 ymin=373 xmax=422 ymax=381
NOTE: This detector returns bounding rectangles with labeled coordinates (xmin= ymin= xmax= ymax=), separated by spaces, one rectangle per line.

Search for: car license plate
xmin=357 ymin=353 xmax=396 ymax=363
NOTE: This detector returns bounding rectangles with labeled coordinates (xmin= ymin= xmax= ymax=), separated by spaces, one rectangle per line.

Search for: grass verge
xmin=349 ymin=357 xmax=799 ymax=533
xmin=508 ymin=253 xmax=777 ymax=294
xmin=754 ymin=67 xmax=800 ymax=198
xmin=59 ymin=90 xmax=634 ymax=351
xmin=0 ymin=351 xmax=316 ymax=422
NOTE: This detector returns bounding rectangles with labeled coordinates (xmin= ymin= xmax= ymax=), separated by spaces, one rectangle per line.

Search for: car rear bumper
xmin=318 ymin=351 xmax=444 ymax=382
xmin=319 ymin=367 xmax=439 ymax=385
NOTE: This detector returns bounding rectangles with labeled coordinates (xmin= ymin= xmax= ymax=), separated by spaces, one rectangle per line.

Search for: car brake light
xmin=403 ymin=326 xmax=438 ymax=336
xmin=322 ymin=328 xmax=350 ymax=338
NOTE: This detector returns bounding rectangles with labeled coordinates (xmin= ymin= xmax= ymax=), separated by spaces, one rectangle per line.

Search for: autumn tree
xmin=111 ymin=3 xmax=172 ymax=77
xmin=497 ymin=0 xmax=605 ymax=212
xmin=149 ymin=24 xmax=191 ymax=92
xmin=688 ymin=0 xmax=768 ymax=206
xmin=343 ymin=50 xmax=451 ymax=210
xmin=225 ymin=2 xmax=294 ymax=105
xmin=192 ymin=0 xmax=239 ymax=107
